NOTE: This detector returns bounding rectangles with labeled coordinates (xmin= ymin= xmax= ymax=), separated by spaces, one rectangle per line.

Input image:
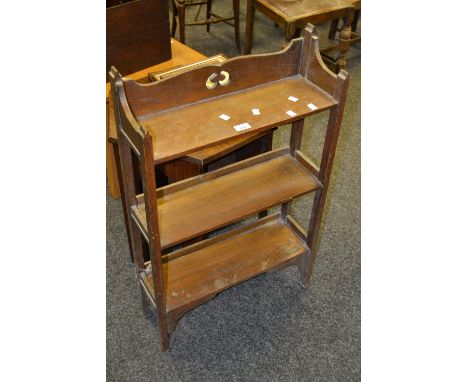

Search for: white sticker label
xmin=288 ymin=96 xmax=299 ymax=102
xmin=286 ymin=110 xmax=297 ymax=117
xmin=219 ymin=114 xmax=231 ymax=121
xmin=307 ymin=103 xmax=318 ymax=111
xmin=252 ymin=108 xmax=260 ymax=115
xmin=234 ymin=123 xmax=252 ymax=131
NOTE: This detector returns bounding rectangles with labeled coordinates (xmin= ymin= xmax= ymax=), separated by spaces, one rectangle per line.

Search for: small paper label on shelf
xmin=288 ymin=96 xmax=299 ymax=102
xmin=234 ymin=123 xmax=252 ymax=131
xmin=286 ymin=110 xmax=297 ymax=117
xmin=219 ymin=114 xmax=231 ymax=121
xmin=307 ymin=103 xmax=318 ymax=111
xmin=252 ymin=108 xmax=260 ymax=115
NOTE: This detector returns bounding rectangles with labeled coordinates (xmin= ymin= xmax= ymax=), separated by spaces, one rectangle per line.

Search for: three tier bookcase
xmin=110 ymin=24 xmax=349 ymax=352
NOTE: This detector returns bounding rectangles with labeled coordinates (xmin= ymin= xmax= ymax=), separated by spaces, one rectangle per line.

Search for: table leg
xmin=177 ymin=2 xmax=186 ymax=43
xmin=352 ymin=9 xmax=360 ymax=32
xmin=171 ymin=0 xmax=178 ymax=37
xmin=337 ymin=10 xmax=352 ymax=70
xmin=328 ymin=18 xmax=339 ymax=40
xmin=233 ymin=0 xmax=241 ymax=53
xmin=244 ymin=0 xmax=255 ymax=54
xmin=206 ymin=0 xmax=212 ymax=32
xmin=284 ymin=22 xmax=297 ymax=47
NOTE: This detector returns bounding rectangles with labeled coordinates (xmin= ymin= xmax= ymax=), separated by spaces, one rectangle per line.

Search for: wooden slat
xmin=141 ymin=215 xmax=308 ymax=313
xmin=140 ymin=76 xmax=336 ymax=164
xmin=132 ymin=153 xmax=321 ymax=249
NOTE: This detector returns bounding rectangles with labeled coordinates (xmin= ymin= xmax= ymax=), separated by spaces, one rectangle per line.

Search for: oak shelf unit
xmin=110 ymin=24 xmax=349 ymax=352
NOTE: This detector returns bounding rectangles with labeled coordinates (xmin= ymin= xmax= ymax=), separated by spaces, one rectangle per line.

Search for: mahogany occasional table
xmin=244 ymin=0 xmax=358 ymax=70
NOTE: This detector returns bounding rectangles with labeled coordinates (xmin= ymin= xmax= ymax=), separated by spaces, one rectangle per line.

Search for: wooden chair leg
xmin=177 ymin=3 xmax=186 ymax=43
xmin=244 ymin=0 xmax=255 ymax=54
xmin=328 ymin=18 xmax=339 ymax=40
xmin=171 ymin=0 xmax=178 ymax=37
xmin=233 ymin=0 xmax=241 ymax=53
xmin=206 ymin=0 xmax=212 ymax=32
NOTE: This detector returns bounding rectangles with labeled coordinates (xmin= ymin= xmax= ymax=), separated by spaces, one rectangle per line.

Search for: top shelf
xmin=140 ymin=75 xmax=337 ymax=164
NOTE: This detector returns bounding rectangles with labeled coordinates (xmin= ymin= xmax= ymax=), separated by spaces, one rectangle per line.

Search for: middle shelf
xmin=131 ymin=148 xmax=322 ymax=249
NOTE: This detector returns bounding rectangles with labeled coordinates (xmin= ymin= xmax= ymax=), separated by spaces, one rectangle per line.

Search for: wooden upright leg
xmin=304 ymin=84 xmax=348 ymax=286
xmin=117 ymin=134 xmax=151 ymax=316
xmin=283 ymin=22 xmax=298 ymax=48
xmin=257 ymin=130 xmax=274 ymax=219
xmin=328 ymin=18 xmax=339 ymax=40
xmin=206 ymin=0 xmax=212 ymax=32
xmin=281 ymin=119 xmax=304 ymax=219
xmin=113 ymin=142 xmax=135 ymax=262
xmin=233 ymin=0 xmax=241 ymax=53
xmin=140 ymin=133 xmax=171 ymax=352
xmin=135 ymin=270 xmax=152 ymax=318
xmin=337 ymin=10 xmax=352 ymax=70
xmin=244 ymin=0 xmax=255 ymax=54
xmin=171 ymin=0 xmax=178 ymax=37
xmin=177 ymin=2 xmax=186 ymax=43
xmin=352 ymin=9 xmax=360 ymax=32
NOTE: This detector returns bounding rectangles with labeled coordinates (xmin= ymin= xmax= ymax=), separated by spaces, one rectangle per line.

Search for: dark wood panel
xmin=106 ymin=0 xmax=172 ymax=79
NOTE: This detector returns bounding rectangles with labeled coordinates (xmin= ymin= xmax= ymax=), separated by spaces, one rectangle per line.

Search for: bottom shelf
xmin=140 ymin=214 xmax=309 ymax=314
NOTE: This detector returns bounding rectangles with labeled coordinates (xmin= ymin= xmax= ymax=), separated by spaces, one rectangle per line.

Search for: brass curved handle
xmin=219 ymin=71 xmax=230 ymax=86
xmin=206 ymin=73 xmax=218 ymax=90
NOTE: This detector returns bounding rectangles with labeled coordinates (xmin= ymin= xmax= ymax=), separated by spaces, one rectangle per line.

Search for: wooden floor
xmin=140 ymin=214 xmax=309 ymax=313
xmin=131 ymin=151 xmax=321 ymax=249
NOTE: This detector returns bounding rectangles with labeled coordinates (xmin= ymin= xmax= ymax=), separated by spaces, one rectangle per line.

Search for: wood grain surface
xmin=141 ymin=214 xmax=308 ymax=313
xmin=106 ymin=0 xmax=171 ymax=79
xmin=141 ymin=76 xmax=336 ymax=164
xmin=132 ymin=152 xmax=321 ymax=249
